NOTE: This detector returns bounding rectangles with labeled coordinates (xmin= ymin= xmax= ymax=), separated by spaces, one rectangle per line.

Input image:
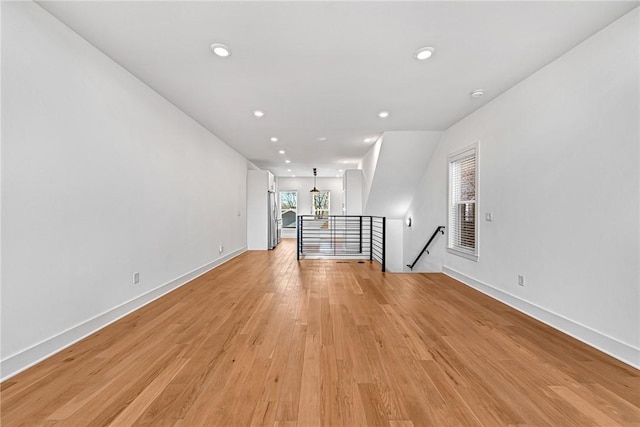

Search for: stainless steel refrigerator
xmin=267 ymin=191 xmax=281 ymax=249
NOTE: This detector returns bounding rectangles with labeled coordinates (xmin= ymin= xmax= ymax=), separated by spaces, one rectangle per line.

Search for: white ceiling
xmin=37 ymin=1 xmax=638 ymax=177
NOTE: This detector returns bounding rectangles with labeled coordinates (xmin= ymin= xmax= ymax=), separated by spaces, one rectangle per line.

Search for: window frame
xmin=311 ymin=190 xmax=330 ymax=217
xmin=446 ymin=142 xmax=479 ymax=262
xmin=279 ymin=190 xmax=298 ymax=229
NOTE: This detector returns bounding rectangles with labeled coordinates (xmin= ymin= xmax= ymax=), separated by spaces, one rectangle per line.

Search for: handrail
xmin=297 ymin=215 xmax=386 ymax=272
xmin=407 ymin=225 xmax=445 ymax=270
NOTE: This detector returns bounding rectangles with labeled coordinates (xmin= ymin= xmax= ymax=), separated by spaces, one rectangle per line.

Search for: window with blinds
xmin=447 ymin=144 xmax=478 ymax=261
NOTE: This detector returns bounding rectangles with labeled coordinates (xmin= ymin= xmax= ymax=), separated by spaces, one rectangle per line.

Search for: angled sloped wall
xmin=361 ymin=131 xmax=442 ymax=219
xmin=358 ymin=131 xmax=441 ymax=272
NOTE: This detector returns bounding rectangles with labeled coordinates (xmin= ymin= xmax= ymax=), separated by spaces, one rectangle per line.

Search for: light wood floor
xmin=2 ymin=239 xmax=639 ymax=426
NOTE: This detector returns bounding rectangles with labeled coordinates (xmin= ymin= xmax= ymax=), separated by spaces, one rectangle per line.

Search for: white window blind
xmin=448 ymin=146 xmax=478 ymax=260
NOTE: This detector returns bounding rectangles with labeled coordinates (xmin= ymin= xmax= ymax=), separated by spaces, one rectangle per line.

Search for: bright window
xmin=447 ymin=144 xmax=478 ymax=261
xmin=280 ymin=191 xmax=297 ymax=228
xmin=312 ymin=191 xmax=330 ymax=217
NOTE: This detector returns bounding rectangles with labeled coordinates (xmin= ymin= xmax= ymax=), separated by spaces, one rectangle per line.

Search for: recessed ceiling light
xmin=279 ymin=150 xmax=286 ymax=154
xmin=285 ymin=160 xmax=291 ymax=164
xmin=287 ymin=169 xmax=292 ymax=172
xmin=270 ymin=137 xmax=278 ymax=142
xmin=338 ymin=169 xmax=343 ymax=172
xmin=364 ymin=137 xmax=376 ymax=143
xmin=414 ymin=46 xmax=435 ymax=60
xmin=317 ymin=136 xmax=327 ymax=141
xmin=292 ymin=175 xmax=296 ymax=177
xmin=210 ymin=43 xmax=231 ymax=57
xmin=253 ymin=110 xmax=265 ymax=117
xmin=378 ymin=111 xmax=390 ymax=118
xmin=471 ymin=89 xmax=484 ymax=98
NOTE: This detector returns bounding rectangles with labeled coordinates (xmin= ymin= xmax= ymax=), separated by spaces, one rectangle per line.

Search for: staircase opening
xmin=296 ymin=215 xmax=386 ymax=272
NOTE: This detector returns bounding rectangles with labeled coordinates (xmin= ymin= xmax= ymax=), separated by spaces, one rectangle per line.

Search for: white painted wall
xmin=276 ymin=177 xmax=343 ymax=238
xmin=359 ymin=137 xmax=382 ymax=214
xmin=1 ymin=2 xmax=249 ymax=379
xmin=405 ymin=9 xmax=640 ymax=367
xmin=364 ymin=131 xmax=442 ymax=218
xmin=343 ymin=169 xmax=363 ymax=215
xmin=384 ymin=219 xmax=404 ymax=273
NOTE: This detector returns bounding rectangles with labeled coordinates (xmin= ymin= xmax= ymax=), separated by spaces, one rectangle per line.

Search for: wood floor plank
xmin=2 ymin=239 xmax=639 ymax=426
xmin=274 ymin=323 xmax=307 ymax=424
xmin=107 ymin=357 xmax=189 ymax=426
xmin=548 ymin=385 xmax=625 ymax=427
xmin=297 ymin=332 xmax=322 ymax=427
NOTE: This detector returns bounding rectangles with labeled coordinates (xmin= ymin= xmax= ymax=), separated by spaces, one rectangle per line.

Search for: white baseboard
xmin=443 ymin=266 xmax=640 ymax=370
xmin=0 ymin=247 xmax=247 ymax=382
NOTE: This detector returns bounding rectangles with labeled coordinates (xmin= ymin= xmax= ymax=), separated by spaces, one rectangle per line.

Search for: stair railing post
xmin=297 ymin=216 xmax=302 ymax=260
xmin=359 ymin=216 xmax=363 ymax=254
xmin=369 ymin=217 xmax=373 ymax=261
xmin=382 ymin=217 xmax=386 ymax=272
xmin=332 ymin=216 xmax=336 ymax=256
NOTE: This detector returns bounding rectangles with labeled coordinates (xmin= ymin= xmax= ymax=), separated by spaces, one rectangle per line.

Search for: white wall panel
xmin=1 ymin=1 xmax=249 ymax=379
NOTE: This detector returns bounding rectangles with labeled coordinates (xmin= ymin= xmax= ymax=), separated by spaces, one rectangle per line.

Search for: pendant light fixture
xmin=310 ymin=168 xmax=320 ymax=193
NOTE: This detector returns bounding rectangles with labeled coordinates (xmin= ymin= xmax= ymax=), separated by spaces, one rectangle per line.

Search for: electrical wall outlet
xmin=485 ymin=212 xmax=493 ymax=221
xmin=518 ymin=274 xmax=525 ymax=286
xmin=133 ymin=272 xmax=140 ymax=285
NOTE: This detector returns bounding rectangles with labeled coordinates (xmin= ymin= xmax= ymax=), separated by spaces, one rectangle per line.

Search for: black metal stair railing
xmin=297 ymin=215 xmax=386 ymax=272
xmin=406 ymin=225 xmax=445 ymax=270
